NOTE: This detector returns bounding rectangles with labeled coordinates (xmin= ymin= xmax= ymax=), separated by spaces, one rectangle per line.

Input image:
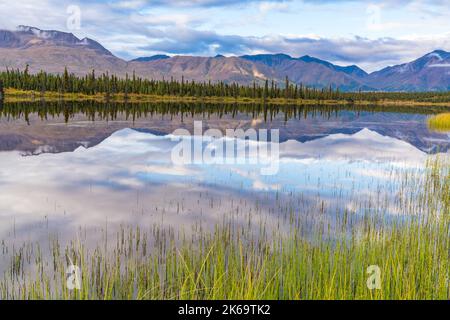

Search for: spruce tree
xmin=0 ymin=79 xmax=4 ymax=102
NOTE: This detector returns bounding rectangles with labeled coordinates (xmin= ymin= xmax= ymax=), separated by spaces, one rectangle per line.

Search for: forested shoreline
xmin=1 ymin=67 xmax=450 ymax=103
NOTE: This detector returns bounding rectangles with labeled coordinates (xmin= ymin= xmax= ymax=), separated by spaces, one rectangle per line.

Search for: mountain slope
xmin=130 ymin=55 xmax=170 ymax=62
xmin=298 ymin=55 xmax=368 ymax=78
xmin=127 ymin=55 xmax=275 ymax=83
xmin=0 ymin=26 xmax=125 ymax=75
xmin=240 ymin=54 xmax=370 ymax=90
xmin=368 ymin=50 xmax=450 ymax=91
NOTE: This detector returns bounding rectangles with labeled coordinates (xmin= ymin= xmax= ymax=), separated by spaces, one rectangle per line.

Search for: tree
xmin=63 ymin=67 xmax=70 ymax=93
xmin=263 ymin=79 xmax=269 ymax=101
xmin=285 ymin=76 xmax=290 ymax=99
xmin=0 ymin=79 xmax=4 ymax=102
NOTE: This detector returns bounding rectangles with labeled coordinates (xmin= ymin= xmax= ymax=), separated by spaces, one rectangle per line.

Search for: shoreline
xmin=3 ymin=88 xmax=450 ymax=107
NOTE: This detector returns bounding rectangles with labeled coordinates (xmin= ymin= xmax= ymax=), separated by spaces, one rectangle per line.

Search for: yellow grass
xmin=428 ymin=113 xmax=450 ymax=132
xmin=4 ymin=88 xmax=450 ymax=107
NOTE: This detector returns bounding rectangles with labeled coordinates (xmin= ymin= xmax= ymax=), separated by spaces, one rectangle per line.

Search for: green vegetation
xmin=428 ymin=113 xmax=450 ymax=132
xmin=0 ymin=158 xmax=448 ymax=300
xmin=0 ymin=79 xmax=4 ymax=101
xmin=2 ymin=67 xmax=450 ymax=105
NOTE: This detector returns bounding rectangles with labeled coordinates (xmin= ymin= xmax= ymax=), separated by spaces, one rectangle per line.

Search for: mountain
xmin=130 ymin=55 xmax=170 ymax=62
xmin=4 ymin=25 xmax=112 ymax=55
xmin=240 ymin=53 xmax=293 ymax=67
xmin=127 ymin=55 xmax=275 ymax=83
xmin=0 ymin=26 xmax=449 ymax=91
xmin=239 ymin=53 xmax=367 ymax=78
xmin=297 ymin=55 xmax=368 ymax=78
xmin=368 ymin=50 xmax=450 ymax=91
xmin=240 ymin=53 xmax=371 ymax=90
xmin=0 ymin=26 xmax=125 ymax=75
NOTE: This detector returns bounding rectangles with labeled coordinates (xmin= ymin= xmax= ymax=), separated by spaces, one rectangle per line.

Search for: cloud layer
xmin=0 ymin=0 xmax=449 ymax=71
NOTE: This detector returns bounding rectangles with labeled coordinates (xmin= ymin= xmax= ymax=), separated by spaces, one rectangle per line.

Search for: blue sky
xmin=0 ymin=0 xmax=449 ymax=71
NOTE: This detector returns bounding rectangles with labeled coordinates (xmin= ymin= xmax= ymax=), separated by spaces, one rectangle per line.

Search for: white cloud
xmin=259 ymin=1 xmax=289 ymax=13
xmin=0 ymin=0 xmax=449 ymax=71
xmin=111 ymin=0 xmax=147 ymax=9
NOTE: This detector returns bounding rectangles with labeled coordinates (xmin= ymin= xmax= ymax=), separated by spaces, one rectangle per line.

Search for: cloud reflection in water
xmin=0 ymin=128 xmax=435 ymax=250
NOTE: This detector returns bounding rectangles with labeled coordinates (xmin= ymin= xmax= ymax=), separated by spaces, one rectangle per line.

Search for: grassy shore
xmin=428 ymin=113 xmax=450 ymax=132
xmin=0 ymin=157 xmax=448 ymax=300
xmin=4 ymin=88 xmax=450 ymax=107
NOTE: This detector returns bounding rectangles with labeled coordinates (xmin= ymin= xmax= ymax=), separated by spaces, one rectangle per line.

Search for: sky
xmin=0 ymin=0 xmax=449 ymax=72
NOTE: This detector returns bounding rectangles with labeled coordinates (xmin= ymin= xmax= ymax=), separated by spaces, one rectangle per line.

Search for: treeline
xmin=1 ymin=66 xmax=450 ymax=102
xmin=0 ymin=67 xmax=343 ymax=100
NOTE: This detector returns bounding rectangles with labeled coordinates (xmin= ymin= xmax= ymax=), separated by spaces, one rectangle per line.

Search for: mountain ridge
xmin=0 ymin=26 xmax=449 ymax=92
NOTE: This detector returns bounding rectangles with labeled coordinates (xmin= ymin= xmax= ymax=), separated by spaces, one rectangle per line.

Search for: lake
xmin=0 ymin=101 xmax=449 ymax=278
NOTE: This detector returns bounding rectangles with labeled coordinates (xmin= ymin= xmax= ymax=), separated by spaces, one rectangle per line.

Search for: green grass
xmin=5 ymin=88 xmax=450 ymax=107
xmin=0 ymin=158 xmax=448 ymax=300
xmin=428 ymin=113 xmax=450 ymax=132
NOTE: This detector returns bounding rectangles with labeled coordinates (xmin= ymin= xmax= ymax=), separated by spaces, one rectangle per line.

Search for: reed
xmin=0 ymin=158 xmax=448 ymax=300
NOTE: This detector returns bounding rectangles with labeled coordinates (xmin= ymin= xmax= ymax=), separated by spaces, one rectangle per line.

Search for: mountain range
xmin=0 ymin=26 xmax=449 ymax=92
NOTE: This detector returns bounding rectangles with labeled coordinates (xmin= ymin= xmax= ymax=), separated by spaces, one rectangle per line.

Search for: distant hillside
xmin=368 ymin=50 xmax=450 ymax=91
xmin=129 ymin=55 xmax=170 ymax=62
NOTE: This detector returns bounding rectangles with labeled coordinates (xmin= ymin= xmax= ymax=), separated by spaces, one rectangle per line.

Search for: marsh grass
xmin=428 ymin=113 xmax=450 ymax=132
xmin=5 ymin=88 xmax=450 ymax=108
xmin=0 ymin=158 xmax=448 ymax=300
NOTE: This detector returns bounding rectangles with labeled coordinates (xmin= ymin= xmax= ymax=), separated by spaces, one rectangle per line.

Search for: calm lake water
xmin=0 ymin=101 xmax=449 ymax=272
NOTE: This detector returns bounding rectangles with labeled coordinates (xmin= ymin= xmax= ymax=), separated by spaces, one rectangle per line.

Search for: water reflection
xmin=0 ymin=127 xmax=437 ymax=244
xmin=1 ymin=101 xmax=449 ymax=154
xmin=0 ymin=102 xmax=449 ymax=274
